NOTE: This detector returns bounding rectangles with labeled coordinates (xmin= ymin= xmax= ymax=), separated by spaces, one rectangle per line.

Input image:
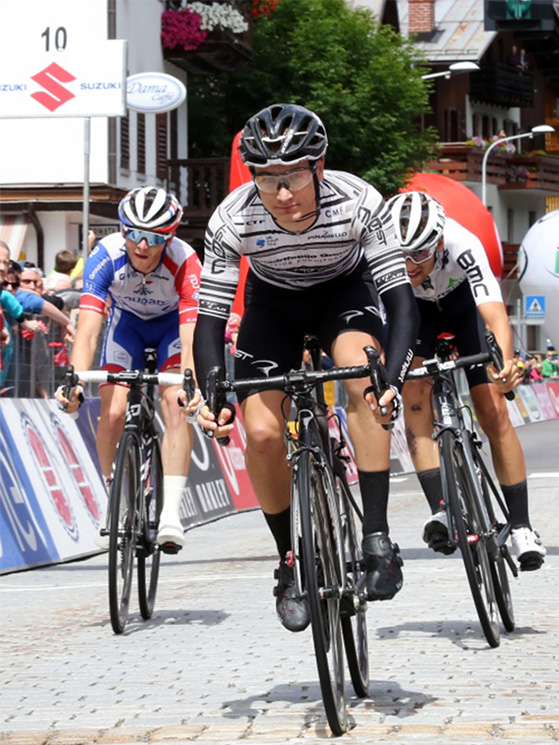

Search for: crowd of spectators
xmin=513 ymin=348 xmax=559 ymax=384
xmin=0 ymin=236 xmax=93 ymax=397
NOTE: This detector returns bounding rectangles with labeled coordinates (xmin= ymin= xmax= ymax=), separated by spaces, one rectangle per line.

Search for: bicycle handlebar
xmin=407 ymin=331 xmax=516 ymax=401
xmin=65 ymin=367 xmax=184 ymax=387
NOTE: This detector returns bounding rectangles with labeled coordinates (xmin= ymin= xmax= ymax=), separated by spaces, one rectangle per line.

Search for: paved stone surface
xmin=1 ymin=420 xmax=558 ymax=744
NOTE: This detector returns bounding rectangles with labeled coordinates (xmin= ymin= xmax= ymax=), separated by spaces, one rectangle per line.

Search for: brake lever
xmin=364 ymin=346 xmax=393 ymax=431
xmin=485 ymin=331 xmax=515 ymax=401
xmin=207 ymin=366 xmax=231 ymax=446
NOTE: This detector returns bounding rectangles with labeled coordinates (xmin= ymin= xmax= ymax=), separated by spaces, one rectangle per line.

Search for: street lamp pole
xmin=480 ymin=125 xmax=555 ymax=206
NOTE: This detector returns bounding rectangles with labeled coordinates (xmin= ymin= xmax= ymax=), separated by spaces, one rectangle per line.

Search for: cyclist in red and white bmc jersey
xmin=388 ymin=191 xmax=545 ymax=570
xmin=57 ymin=187 xmax=201 ymax=553
xmin=193 ymin=104 xmax=420 ymax=633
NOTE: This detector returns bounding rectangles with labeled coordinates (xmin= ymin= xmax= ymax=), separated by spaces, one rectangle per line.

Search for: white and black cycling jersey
xmin=414 ymin=217 xmax=503 ymax=306
xmin=199 ymin=170 xmax=409 ymax=321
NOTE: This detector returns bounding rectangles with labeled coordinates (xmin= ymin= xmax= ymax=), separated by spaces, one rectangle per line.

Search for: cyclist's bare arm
xmin=40 ymin=300 xmax=75 ymax=342
xmin=477 ymin=301 xmax=520 ymax=391
xmin=56 ymin=308 xmax=104 ymax=412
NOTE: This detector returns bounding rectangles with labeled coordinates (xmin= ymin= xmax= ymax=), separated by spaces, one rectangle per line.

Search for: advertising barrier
xmin=2 ymin=382 xmax=558 ymax=575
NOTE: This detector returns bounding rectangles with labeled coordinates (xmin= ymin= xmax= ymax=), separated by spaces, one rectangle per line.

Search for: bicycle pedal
xmin=159 ymin=541 xmax=182 ymax=555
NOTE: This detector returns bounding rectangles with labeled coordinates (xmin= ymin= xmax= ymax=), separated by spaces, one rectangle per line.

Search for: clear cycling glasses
xmin=402 ymin=244 xmax=437 ymax=264
xmin=253 ymin=166 xmax=314 ymax=194
xmin=125 ymin=228 xmax=168 ymax=246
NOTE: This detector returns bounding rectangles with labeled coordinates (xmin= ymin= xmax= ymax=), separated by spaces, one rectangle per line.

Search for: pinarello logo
xmin=21 ymin=413 xmax=78 ymax=539
xmin=51 ymin=415 xmax=101 ymax=524
xmin=31 ymin=62 xmax=76 ymax=112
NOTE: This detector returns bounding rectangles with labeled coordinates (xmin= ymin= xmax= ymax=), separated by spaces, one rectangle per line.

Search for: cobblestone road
xmin=1 ymin=421 xmax=557 ymax=745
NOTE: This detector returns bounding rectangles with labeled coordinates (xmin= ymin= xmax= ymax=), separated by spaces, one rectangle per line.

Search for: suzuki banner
xmin=0 ymin=44 xmax=127 ymax=118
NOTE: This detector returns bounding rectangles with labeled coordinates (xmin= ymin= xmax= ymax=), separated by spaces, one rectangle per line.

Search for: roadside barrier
xmin=1 ymin=381 xmax=558 ymax=575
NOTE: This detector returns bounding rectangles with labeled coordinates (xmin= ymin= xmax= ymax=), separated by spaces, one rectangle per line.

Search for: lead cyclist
xmin=56 ymin=186 xmax=202 ymax=554
xmin=388 ymin=191 xmax=546 ymax=570
xmin=192 ymin=103 xmax=420 ymax=632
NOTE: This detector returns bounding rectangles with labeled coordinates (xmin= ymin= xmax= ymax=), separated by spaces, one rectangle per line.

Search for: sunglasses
xmin=2 ymin=280 xmax=20 ymax=289
xmin=253 ymin=166 xmax=314 ymax=194
xmin=125 ymin=228 xmax=168 ymax=246
xmin=402 ymin=245 xmax=437 ymax=264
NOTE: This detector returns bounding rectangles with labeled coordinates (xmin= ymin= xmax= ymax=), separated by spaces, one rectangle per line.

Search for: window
xmin=120 ymin=113 xmax=130 ymax=170
xmin=137 ymin=113 xmax=146 ymax=175
xmin=156 ymin=113 xmax=168 ymax=181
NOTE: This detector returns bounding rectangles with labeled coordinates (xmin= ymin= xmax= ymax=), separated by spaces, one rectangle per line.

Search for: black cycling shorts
xmin=234 ymin=258 xmax=385 ymax=401
xmin=414 ymin=280 xmax=489 ymax=389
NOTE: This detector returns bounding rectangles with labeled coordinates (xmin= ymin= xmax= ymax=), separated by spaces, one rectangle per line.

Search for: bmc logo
xmin=31 ymin=62 xmax=76 ymax=112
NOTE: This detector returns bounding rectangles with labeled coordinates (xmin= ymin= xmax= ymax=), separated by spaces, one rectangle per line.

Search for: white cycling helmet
xmin=118 ymin=186 xmax=183 ymax=234
xmin=387 ymin=191 xmax=446 ymax=257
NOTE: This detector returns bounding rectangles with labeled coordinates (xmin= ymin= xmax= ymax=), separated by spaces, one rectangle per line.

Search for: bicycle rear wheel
xmin=108 ymin=432 xmax=140 ymax=634
xmin=337 ymin=471 xmax=369 ymax=698
xmin=138 ymin=437 xmax=163 ymax=620
xmin=440 ymin=432 xmax=500 ymax=648
xmin=296 ymin=449 xmax=347 ymax=735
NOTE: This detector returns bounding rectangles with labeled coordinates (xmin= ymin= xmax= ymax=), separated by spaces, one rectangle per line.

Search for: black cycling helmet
xmin=118 ymin=186 xmax=183 ymax=234
xmin=239 ymin=103 xmax=328 ymax=168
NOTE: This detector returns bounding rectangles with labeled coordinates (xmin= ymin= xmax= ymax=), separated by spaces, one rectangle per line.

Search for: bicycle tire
xmin=440 ymin=432 xmax=500 ymax=648
xmin=296 ymin=449 xmax=347 ymax=735
xmin=337 ymin=471 xmax=369 ymax=698
xmin=138 ymin=437 xmax=163 ymax=620
xmin=471 ymin=445 xmax=515 ymax=632
xmin=108 ymin=432 xmax=140 ymax=634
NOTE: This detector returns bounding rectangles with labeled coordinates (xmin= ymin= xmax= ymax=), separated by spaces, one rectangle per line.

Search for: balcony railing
xmin=168 ymin=157 xmax=231 ymax=224
xmin=426 ymin=144 xmax=559 ymax=192
xmin=501 ymin=242 xmax=520 ymax=280
xmin=470 ymin=63 xmax=534 ymax=107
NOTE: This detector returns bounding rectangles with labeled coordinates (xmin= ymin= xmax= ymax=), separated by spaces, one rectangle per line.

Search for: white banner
xmin=0 ymin=43 xmax=127 ymax=118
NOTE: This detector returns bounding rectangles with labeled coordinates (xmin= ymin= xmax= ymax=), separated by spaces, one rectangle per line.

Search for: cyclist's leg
xmin=470 ymin=382 xmax=546 ymax=570
xmin=155 ymin=315 xmax=193 ymax=550
xmin=234 ymin=282 xmax=309 ymax=630
xmin=97 ymin=307 xmax=146 ymax=478
xmin=321 ymin=267 xmax=402 ymax=600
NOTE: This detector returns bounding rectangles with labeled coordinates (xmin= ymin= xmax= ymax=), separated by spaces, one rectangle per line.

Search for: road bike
xmin=198 ymin=343 xmax=388 ymax=735
xmin=406 ymin=331 xmax=517 ymax=648
xmin=64 ymin=353 xmax=182 ymax=634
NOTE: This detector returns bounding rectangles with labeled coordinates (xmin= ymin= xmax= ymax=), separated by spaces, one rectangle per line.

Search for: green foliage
xmin=187 ymin=0 xmax=437 ymax=195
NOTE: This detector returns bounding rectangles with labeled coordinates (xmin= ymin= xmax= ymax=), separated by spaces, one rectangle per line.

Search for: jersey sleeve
xmin=198 ymin=203 xmax=243 ymax=322
xmin=1 ymin=290 xmax=24 ymax=322
xmin=353 ymin=189 xmax=410 ymax=296
xmin=175 ymin=250 xmax=202 ymax=325
xmin=452 ymin=230 xmax=503 ymax=306
xmin=79 ymin=243 xmax=114 ymax=314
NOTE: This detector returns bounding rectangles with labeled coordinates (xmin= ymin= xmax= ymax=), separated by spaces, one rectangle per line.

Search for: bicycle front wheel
xmin=441 ymin=432 xmax=500 ymax=648
xmin=108 ymin=432 xmax=140 ymax=634
xmin=138 ymin=437 xmax=163 ymax=620
xmin=337 ymin=471 xmax=369 ymax=698
xmin=295 ymin=450 xmax=347 ymax=736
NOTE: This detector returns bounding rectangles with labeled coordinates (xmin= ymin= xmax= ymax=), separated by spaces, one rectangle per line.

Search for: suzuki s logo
xmin=31 ymin=63 xmax=76 ymax=112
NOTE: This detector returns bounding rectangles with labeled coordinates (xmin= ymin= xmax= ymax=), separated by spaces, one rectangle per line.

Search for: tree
xmin=187 ymin=0 xmax=437 ymax=196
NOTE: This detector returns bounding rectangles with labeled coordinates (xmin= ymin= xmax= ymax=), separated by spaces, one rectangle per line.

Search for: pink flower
xmin=161 ymin=9 xmax=207 ymax=52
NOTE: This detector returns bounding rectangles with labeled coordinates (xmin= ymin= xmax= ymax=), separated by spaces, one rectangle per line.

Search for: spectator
xmin=44 ymin=250 xmax=78 ymax=292
xmin=506 ymin=44 xmax=520 ymax=67
xmin=525 ymin=355 xmax=543 ymax=383
xmin=542 ymin=350 xmax=559 ymax=379
xmin=518 ymin=48 xmax=529 ymax=72
xmin=70 ymin=229 xmax=98 ymax=287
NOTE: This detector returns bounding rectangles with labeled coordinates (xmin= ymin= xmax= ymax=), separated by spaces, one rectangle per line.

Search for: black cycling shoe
xmin=362 ymin=532 xmax=404 ymax=600
xmin=273 ymin=558 xmax=310 ymax=632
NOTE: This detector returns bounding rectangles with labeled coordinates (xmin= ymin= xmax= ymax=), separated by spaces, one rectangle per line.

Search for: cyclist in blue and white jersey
xmin=388 ymin=191 xmax=545 ymax=570
xmin=192 ymin=103 xmax=420 ymax=632
xmin=56 ymin=187 xmax=202 ymax=553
